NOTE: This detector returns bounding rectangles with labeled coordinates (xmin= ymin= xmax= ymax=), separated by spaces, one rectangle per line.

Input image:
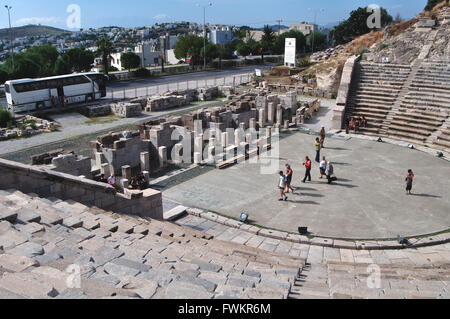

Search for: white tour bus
xmin=4 ymin=72 xmax=107 ymax=113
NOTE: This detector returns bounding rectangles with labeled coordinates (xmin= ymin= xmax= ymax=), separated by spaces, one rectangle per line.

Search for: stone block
xmin=0 ymin=254 xmax=38 ymax=272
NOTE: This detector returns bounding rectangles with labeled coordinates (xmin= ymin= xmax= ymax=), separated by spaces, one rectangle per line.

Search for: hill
xmin=0 ymin=25 xmax=70 ymax=40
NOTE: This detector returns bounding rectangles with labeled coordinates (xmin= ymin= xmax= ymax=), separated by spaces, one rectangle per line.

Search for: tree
xmin=174 ymin=35 xmax=205 ymax=69
xmin=201 ymin=43 xmax=218 ymax=64
xmin=55 ymin=47 xmax=95 ymax=74
xmin=95 ymin=38 xmax=115 ymax=75
xmin=121 ymin=52 xmax=141 ymax=72
xmin=309 ymin=32 xmax=327 ymax=52
xmin=260 ymin=25 xmax=276 ymax=62
xmin=0 ymin=68 xmax=8 ymax=84
xmin=330 ymin=7 xmax=393 ymax=45
xmin=274 ymin=30 xmax=307 ymax=55
xmin=425 ymin=0 xmax=442 ymax=10
xmin=3 ymin=53 xmax=41 ymax=79
xmin=26 ymin=45 xmax=59 ymax=77
xmin=237 ymin=43 xmax=252 ymax=59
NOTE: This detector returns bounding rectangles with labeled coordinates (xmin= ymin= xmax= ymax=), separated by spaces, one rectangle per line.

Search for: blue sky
xmin=1 ymin=0 xmax=429 ymax=30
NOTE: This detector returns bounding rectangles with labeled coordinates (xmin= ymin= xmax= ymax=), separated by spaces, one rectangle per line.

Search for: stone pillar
xmin=258 ymin=109 xmax=266 ymax=128
xmin=194 ymin=152 xmax=202 ymax=164
xmin=158 ymin=146 xmax=167 ymax=169
xmin=234 ymin=129 xmax=243 ymax=146
xmin=140 ymin=152 xmax=150 ymax=172
xmin=221 ymin=132 xmax=228 ymax=148
xmin=249 ymin=118 xmax=256 ymax=130
xmin=143 ymin=171 xmax=150 ymax=183
xmin=284 ymin=120 xmax=290 ymax=130
xmin=194 ymin=135 xmax=203 ymax=155
xmin=266 ymin=126 xmax=272 ymax=145
xmin=267 ymin=102 xmax=275 ymax=124
xmin=122 ymin=179 xmax=129 ymax=189
xmin=173 ymin=143 xmax=183 ymax=164
xmin=101 ymin=163 xmax=110 ymax=177
xmin=276 ymin=105 xmax=283 ymax=125
xmin=245 ymin=133 xmax=252 ymax=144
xmin=122 ymin=165 xmax=131 ymax=180
xmin=194 ymin=120 xmax=203 ymax=137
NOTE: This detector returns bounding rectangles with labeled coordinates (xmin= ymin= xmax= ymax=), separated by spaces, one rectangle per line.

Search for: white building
xmin=209 ymin=26 xmax=234 ymax=45
xmin=290 ymin=23 xmax=318 ymax=36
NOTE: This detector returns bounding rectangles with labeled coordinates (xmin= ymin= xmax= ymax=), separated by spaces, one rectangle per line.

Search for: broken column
xmin=258 ymin=109 xmax=266 ymax=128
xmin=267 ymin=102 xmax=275 ymax=125
xmin=194 ymin=152 xmax=202 ymax=164
xmin=122 ymin=165 xmax=132 ymax=180
xmin=276 ymin=105 xmax=283 ymax=125
xmin=158 ymin=146 xmax=167 ymax=169
xmin=173 ymin=143 xmax=183 ymax=164
xmin=266 ymin=126 xmax=272 ymax=145
xmin=249 ymin=118 xmax=256 ymax=130
xmin=221 ymin=132 xmax=228 ymax=148
xmin=140 ymin=152 xmax=150 ymax=172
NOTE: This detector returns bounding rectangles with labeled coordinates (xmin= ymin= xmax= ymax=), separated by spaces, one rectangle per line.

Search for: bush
xmin=0 ymin=109 xmax=13 ymax=128
xmin=133 ymin=68 xmax=151 ymax=78
xmin=299 ymin=57 xmax=311 ymax=67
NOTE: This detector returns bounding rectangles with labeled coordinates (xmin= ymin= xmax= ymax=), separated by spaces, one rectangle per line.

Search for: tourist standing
xmin=319 ymin=126 xmax=326 ymax=148
xmin=319 ymin=156 xmax=327 ymax=179
xmin=257 ymin=138 xmax=263 ymax=160
xmin=108 ymin=174 xmax=116 ymax=189
xmin=314 ymin=138 xmax=321 ymax=163
xmin=326 ymin=161 xmax=335 ymax=184
xmin=405 ymin=169 xmax=414 ymax=195
xmin=278 ymin=171 xmax=288 ymax=201
xmin=302 ymin=156 xmax=312 ymax=183
xmin=285 ymin=164 xmax=295 ymax=194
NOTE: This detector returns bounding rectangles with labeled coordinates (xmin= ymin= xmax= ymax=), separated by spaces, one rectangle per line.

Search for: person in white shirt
xmin=277 ymin=171 xmax=288 ymax=201
xmin=319 ymin=156 xmax=327 ymax=179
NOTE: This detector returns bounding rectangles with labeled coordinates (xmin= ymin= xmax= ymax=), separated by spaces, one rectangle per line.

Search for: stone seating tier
xmin=0 ymin=189 xmax=304 ymax=299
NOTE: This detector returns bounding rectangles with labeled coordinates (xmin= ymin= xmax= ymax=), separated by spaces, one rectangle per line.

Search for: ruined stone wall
xmin=333 ymin=55 xmax=359 ymax=130
xmin=0 ymin=158 xmax=163 ymax=220
xmin=110 ymin=102 xmax=142 ymax=118
xmin=50 ymin=154 xmax=93 ymax=179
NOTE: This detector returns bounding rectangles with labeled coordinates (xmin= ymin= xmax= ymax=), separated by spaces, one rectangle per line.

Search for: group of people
xmin=277 ymin=153 xmax=337 ymax=201
xmin=99 ymin=172 xmax=148 ymax=190
xmin=99 ymin=173 xmax=117 ymax=189
xmin=130 ymin=172 xmax=148 ymax=190
xmin=346 ymin=116 xmax=368 ymax=133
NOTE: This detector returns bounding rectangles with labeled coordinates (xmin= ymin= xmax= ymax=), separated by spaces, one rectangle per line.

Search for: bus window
xmin=5 ymin=84 xmax=10 ymax=93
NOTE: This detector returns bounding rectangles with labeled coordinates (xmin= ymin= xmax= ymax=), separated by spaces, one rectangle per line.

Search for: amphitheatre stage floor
xmin=163 ymin=132 xmax=450 ymax=240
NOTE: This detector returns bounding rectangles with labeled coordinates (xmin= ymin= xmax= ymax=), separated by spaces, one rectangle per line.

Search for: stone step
xmin=163 ymin=205 xmax=187 ymax=221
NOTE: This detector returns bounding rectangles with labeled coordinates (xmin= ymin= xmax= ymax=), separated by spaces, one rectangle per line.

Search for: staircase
xmin=345 ymin=62 xmax=412 ymax=136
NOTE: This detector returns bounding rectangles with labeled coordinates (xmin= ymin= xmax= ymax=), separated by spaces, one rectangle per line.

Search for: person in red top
xmin=302 ymin=156 xmax=312 ymax=183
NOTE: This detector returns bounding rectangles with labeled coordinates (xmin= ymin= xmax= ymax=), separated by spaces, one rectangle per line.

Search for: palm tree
xmin=95 ymin=38 xmax=114 ymax=75
xmin=260 ymin=25 xmax=276 ymax=63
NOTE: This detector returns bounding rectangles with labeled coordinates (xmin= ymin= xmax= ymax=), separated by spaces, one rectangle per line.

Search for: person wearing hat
xmin=319 ymin=126 xmax=326 ymax=148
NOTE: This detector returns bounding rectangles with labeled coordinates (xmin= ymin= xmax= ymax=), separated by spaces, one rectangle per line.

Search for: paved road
xmin=0 ymin=65 xmax=271 ymax=109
